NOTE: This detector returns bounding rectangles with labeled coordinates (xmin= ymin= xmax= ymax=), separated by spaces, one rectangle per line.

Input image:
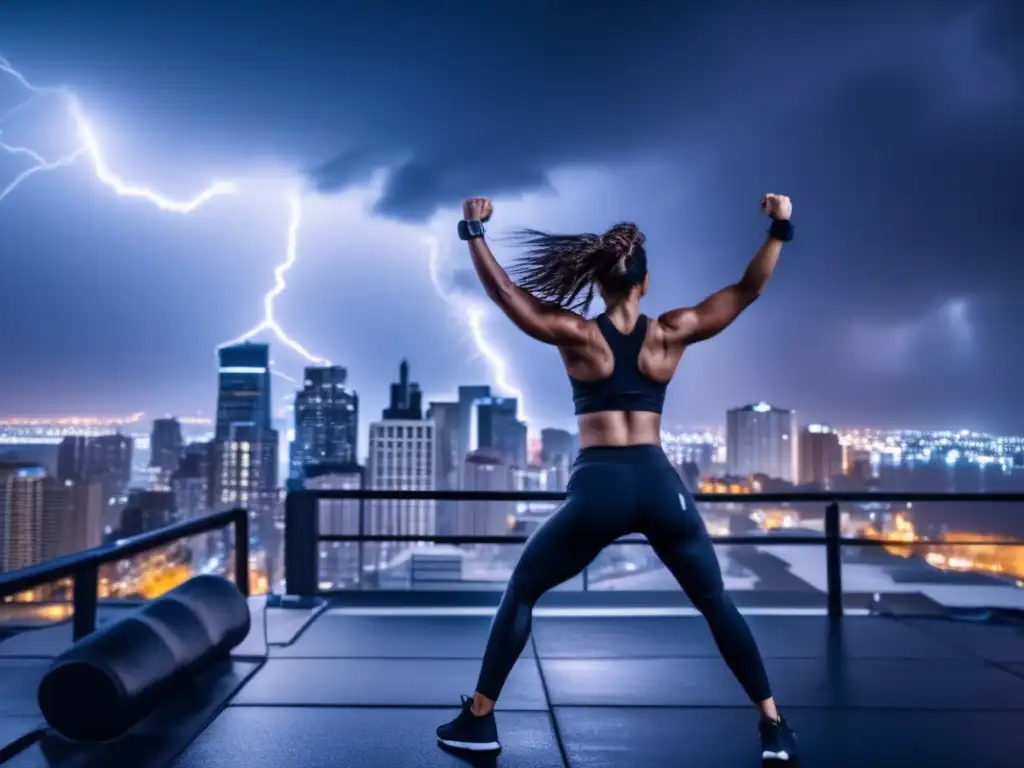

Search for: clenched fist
xmin=463 ymin=197 xmax=494 ymax=223
xmin=760 ymin=193 xmax=792 ymax=221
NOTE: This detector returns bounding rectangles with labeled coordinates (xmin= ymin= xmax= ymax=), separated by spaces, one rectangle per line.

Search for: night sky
xmin=1 ymin=1 xmax=1021 ymax=440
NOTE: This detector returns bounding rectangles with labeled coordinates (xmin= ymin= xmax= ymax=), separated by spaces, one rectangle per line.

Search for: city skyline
xmin=1 ymin=3 xmax=1023 ymax=434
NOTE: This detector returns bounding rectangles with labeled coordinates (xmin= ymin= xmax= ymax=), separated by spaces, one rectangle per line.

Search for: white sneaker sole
xmin=438 ymin=737 xmax=501 ymax=752
xmin=762 ymin=749 xmax=791 ymax=761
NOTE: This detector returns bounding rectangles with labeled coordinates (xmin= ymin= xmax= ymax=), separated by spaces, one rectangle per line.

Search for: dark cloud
xmin=0 ymin=0 xmax=1022 ymax=432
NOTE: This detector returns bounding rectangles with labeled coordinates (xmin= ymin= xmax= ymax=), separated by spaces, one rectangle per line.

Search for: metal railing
xmin=285 ymin=490 xmax=1024 ymax=618
xmin=0 ymin=508 xmax=250 ymax=641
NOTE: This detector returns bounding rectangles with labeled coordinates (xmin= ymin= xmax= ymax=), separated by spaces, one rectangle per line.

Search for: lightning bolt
xmin=0 ymin=55 xmax=327 ymax=375
xmin=216 ymin=192 xmax=331 ymax=365
xmin=425 ymin=236 xmax=529 ymax=424
xmin=1 ymin=55 xmax=526 ymax=423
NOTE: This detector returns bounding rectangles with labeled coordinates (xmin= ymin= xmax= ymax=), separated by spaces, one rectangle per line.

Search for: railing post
xmin=284 ymin=491 xmax=318 ymax=597
xmin=234 ymin=508 xmax=251 ymax=596
xmin=582 ymin=566 xmax=589 ymax=592
xmin=72 ymin=563 xmax=98 ymax=641
xmin=825 ymin=501 xmax=843 ymax=619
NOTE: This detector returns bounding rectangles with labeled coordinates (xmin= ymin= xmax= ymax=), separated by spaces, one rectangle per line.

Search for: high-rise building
xmin=290 ymin=365 xmax=359 ymax=481
xmin=541 ymin=428 xmax=578 ymax=489
xmin=382 ymin=360 xmax=423 ymax=420
xmin=215 ymin=424 xmax=279 ymax=511
xmin=57 ymin=434 xmax=133 ymax=500
xmin=462 ymin=448 xmax=514 ymax=537
xmin=215 ymin=343 xmax=273 ymax=438
xmin=150 ymin=418 xmax=184 ymax=474
xmin=799 ymin=424 xmax=844 ymax=487
xmin=53 ymin=480 xmax=105 ymax=557
xmin=305 ymin=462 xmax=365 ymax=588
xmin=457 ymin=385 xmax=492 ymax=484
xmin=213 ymin=343 xmax=279 ymax=557
xmin=426 ymin=401 xmax=460 ymax=491
xmin=119 ymin=490 xmax=176 ymax=538
xmin=726 ymin=402 xmax=797 ymax=482
xmin=172 ymin=443 xmax=218 ymax=563
xmin=426 ymin=400 xmax=460 ymax=535
xmin=0 ymin=463 xmax=47 ymax=573
xmin=367 ymin=363 xmax=435 ymax=576
xmin=476 ymin=397 xmax=527 ymax=469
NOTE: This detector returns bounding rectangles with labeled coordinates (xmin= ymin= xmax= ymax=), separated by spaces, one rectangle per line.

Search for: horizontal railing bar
xmin=0 ymin=507 xmax=247 ymax=598
xmin=318 ymin=534 xmax=1024 ymax=547
xmin=300 ymin=489 xmax=1024 ymax=503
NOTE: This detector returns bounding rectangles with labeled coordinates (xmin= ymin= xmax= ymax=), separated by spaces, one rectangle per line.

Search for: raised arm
xmin=461 ymin=197 xmax=590 ymax=347
xmin=659 ymin=193 xmax=792 ymax=346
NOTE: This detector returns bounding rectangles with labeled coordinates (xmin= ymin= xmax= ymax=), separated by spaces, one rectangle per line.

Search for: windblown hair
xmin=507 ymin=222 xmax=648 ymax=315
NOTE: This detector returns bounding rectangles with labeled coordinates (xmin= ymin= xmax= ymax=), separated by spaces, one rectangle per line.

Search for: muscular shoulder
xmin=651 ymin=309 xmax=698 ymax=347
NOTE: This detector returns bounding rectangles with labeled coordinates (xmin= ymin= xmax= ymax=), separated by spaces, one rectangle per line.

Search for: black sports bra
xmin=568 ymin=313 xmax=668 ymax=415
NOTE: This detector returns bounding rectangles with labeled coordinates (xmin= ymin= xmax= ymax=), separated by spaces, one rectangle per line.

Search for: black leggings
xmin=475 ymin=444 xmax=772 ymax=703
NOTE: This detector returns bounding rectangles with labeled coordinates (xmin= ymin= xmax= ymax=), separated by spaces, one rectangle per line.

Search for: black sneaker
xmin=436 ymin=696 xmax=501 ymax=753
xmin=759 ymin=715 xmax=798 ymax=762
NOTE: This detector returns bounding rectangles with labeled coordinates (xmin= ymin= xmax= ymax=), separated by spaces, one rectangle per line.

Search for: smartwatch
xmin=458 ymin=219 xmax=486 ymax=241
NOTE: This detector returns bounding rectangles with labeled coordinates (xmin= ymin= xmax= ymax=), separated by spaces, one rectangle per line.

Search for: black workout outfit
xmin=438 ymin=312 xmax=792 ymax=759
xmin=474 ymin=313 xmax=772 ymax=704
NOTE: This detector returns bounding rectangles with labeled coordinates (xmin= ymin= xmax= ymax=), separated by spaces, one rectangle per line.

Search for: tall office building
xmin=726 ymin=402 xmax=797 ymax=482
xmin=0 ymin=463 xmax=54 ymax=573
xmin=476 ymin=397 xmax=528 ymax=469
xmin=213 ymin=343 xmax=279 ymax=557
xmin=799 ymin=424 xmax=844 ymax=487
xmin=118 ymin=490 xmax=176 ymax=537
xmin=366 ymin=361 xmax=435 ymax=574
xmin=215 ymin=343 xmax=273 ymax=439
xmin=426 ymin=400 xmax=460 ymax=536
xmin=457 ymin=385 xmax=492 ymax=485
xmin=150 ymin=418 xmax=184 ymax=474
xmin=57 ymin=434 xmax=133 ymax=500
xmin=382 ymin=360 xmax=423 ymax=420
xmin=305 ymin=462 xmax=365 ymax=588
xmin=462 ymin=448 xmax=514 ymax=538
xmin=426 ymin=401 xmax=460 ymax=491
xmin=541 ymin=428 xmax=578 ymax=489
xmin=290 ymin=365 xmax=359 ymax=481
xmin=172 ymin=443 xmax=218 ymax=564
xmin=55 ymin=480 xmax=105 ymax=557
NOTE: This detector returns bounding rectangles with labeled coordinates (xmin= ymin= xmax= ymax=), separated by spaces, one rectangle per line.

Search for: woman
xmin=437 ymin=194 xmax=798 ymax=763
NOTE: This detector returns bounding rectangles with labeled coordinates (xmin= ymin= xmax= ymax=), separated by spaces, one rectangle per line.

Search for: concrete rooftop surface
xmin=2 ymin=599 xmax=1024 ymax=767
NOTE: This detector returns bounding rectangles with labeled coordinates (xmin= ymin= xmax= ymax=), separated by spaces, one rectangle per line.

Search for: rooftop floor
xmin=2 ymin=599 xmax=1024 ymax=766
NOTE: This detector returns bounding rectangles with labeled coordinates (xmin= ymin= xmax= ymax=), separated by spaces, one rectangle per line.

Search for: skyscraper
xmin=0 ymin=463 xmax=47 ymax=573
xmin=150 ymin=418 xmax=184 ymax=474
xmin=462 ymin=448 xmax=514 ymax=538
xmin=213 ymin=343 xmax=279 ymax=555
xmin=57 ymin=434 xmax=133 ymax=500
xmin=457 ymin=385 xmax=492 ymax=484
xmin=215 ymin=343 xmax=273 ymax=438
xmin=799 ymin=424 xmax=844 ymax=487
xmin=426 ymin=400 xmax=460 ymax=535
xmin=476 ymin=397 xmax=528 ymax=469
xmin=306 ymin=462 xmax=365 ymax=588
xmin=541 ymin=427 xmax=578 ymax=489
xmin=290 ymin=365 xmax=359 ymax=481
xmin=382 ymin=359 xmax=423 ymax=420
xmin=726 ymin=402 xmax=797 ymax=482
xmin=366 ymin=361 xmax=435 ymax=575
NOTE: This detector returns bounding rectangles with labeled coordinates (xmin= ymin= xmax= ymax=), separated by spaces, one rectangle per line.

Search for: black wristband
xmin=768 ymin=218 xmax=794 ymax=242
xmin=458 ymin=219 xmax=486 ymax=241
